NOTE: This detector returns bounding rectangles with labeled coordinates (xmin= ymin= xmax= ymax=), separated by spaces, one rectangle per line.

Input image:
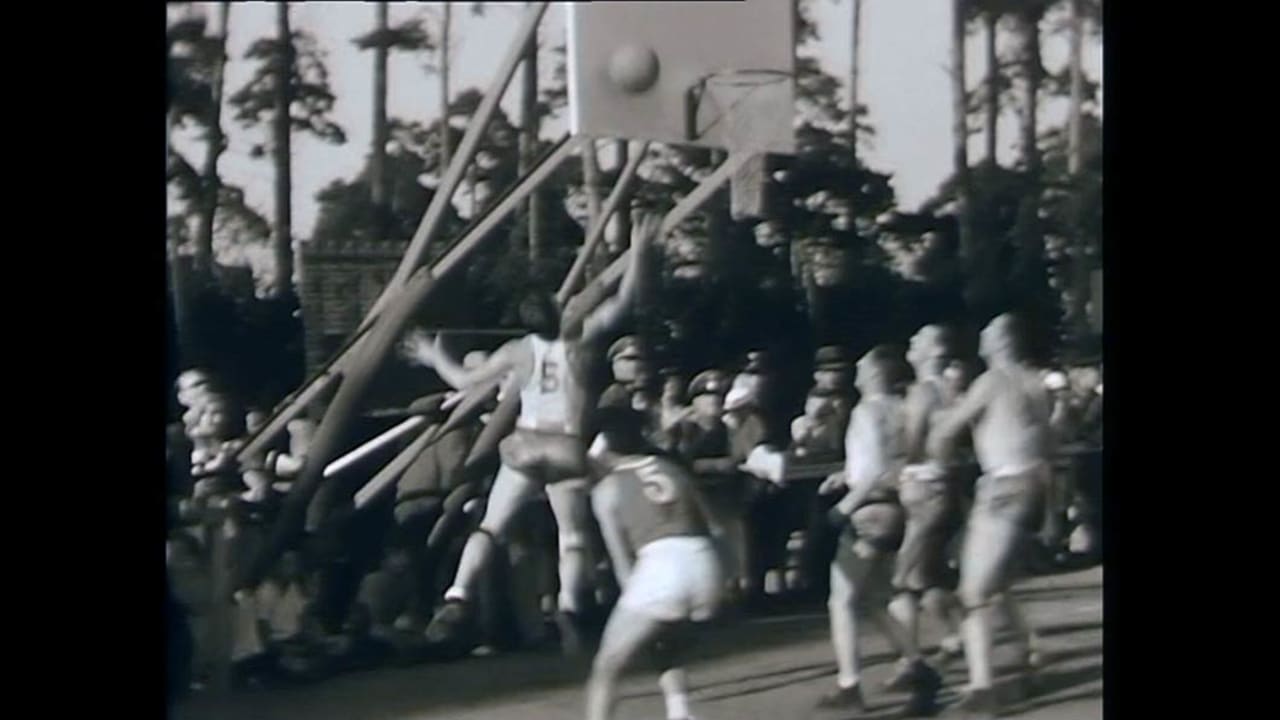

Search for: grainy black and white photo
xmin=166 ymin=2 xmax=1103 ymax=719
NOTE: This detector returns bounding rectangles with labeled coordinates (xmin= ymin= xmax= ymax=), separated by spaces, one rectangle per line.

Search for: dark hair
xmin=593 ymin=406 xmax=654 ymax=457
xmin=863 ymin=344 xmax=909 ymax=390
xmin=519 ymin=290 xmax=561 ymax=340
xmin=932 ymin=325 xmax=959 ymax=361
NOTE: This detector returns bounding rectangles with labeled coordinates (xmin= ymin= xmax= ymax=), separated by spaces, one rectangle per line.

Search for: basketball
xmin=608 ymin=45 xmax=660 ymax=94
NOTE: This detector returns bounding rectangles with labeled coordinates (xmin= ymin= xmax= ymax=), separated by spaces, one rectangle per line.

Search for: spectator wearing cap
xmin=723 ymin=352 xmax=798 ymax=608
xmin=390 ymin=388 xmax=484 ymax=625
xmin=625 ymin=368 xmax=665 ymax=446
xmin=1079 ymin=373 xmax=1102 ymax=447
xmin=655 ymin=369 xmax=690 ymax=451
xmin=176 ymin=369 xmax=214 ymax=429
xmin=352 ymin=542 xmax=420 ymax=660
xmin=599 ymin=335 xmax=648 ymax=410
xmin=674 ymin=369 xmax=755 ymax=600
xmin=238 ymin=409 xmax=279 ymax=505
xmin=1041 ymin=370 xmax=1082 ymax=554
xmin=791 ymin=386 xmax=846 ymax=460
xmin=813 ymin=345 xmax=856 ymax=399
xmin=168 ymin=421 xmax=195 ymax=518
xmin=168 ymin=531 xmax=213 ymax=691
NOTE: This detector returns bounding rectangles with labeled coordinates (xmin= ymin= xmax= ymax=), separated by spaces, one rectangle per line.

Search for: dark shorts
xmin=893 ymin=479 xmax=961 ymax=592
xmin=498 ymin=428 xmax=587 ymax=484
xmin=847 ymin=501 xmax=906 ymax=554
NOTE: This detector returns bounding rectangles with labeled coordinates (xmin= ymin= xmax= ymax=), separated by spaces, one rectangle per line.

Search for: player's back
xmin=609 ymin=454 xmax=710 ymax=550
xmin=518 ymin=335 xmax=587 ymax=434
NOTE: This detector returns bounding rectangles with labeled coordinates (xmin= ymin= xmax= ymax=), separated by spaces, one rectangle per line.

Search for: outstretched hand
xmin=399 ymin=328 xmax=437 ymax=367
xmin=632 ymin=211 xmax=664 ymax=249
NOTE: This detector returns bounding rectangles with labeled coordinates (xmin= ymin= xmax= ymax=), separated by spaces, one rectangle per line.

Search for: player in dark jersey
xmin=584 ymin=407 xmax=725 ymax=720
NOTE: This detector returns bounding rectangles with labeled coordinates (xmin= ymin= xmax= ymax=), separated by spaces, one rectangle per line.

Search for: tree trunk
xmin=167 ymin=110 xmax=194 ymax=361
xmin=439 ymin=3 xmax=452 ymax=173
xmin=272 ymin=2 xmax=294 ymax=297
xmin=951 ymin=0 xmax=973 ymax=262
xmin=520 ymin=8 xmax=541 ymax=264
xmin=1067 ymin=1 xmax=1083 ymax=178
xmin=984 ymin=10 xmax=999 ymax=164
xmin=1018 ymin=7 xmax=1042 ymax=178
xmin=194 ymin=1 xmax=230 ymax=283
xmin=581 ymin=139 xmax=604 ymax=255
xmin=614 ymin=140 xmax=631 ymax=251
xmin=1067 ymin=0 xmax=1089 ymax=338
xmin=849 ymin=0 xmax=862 ymax=165
xmin=371 ymin=1 xmax=389 ymax=239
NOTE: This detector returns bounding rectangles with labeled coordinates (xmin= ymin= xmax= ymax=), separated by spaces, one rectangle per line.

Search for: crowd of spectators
xmin=167 ymin=336 xmax=1102 ymax=698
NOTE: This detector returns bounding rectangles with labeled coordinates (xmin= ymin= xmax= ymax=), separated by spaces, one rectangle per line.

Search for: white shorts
xmin=618 ymin=536 xmax=725 ymax=623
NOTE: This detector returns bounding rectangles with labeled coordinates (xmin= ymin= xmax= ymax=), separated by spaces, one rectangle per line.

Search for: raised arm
xmin=591 ymin=475 xmax=636 ymax=585
xmin=402 ymin=332 xmax=525 ymax=393
xmin=927 ymin=371 xmax=994 ymax=460
xmin=579 ymin=212 xmax=662 ymax=343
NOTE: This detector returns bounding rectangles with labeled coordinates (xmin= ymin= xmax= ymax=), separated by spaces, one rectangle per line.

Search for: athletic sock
xmin=444 ymin=586 xmax=468 ymax=603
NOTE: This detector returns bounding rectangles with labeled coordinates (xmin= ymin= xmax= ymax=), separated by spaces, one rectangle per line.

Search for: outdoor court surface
xmin=174 ymin=566 xmax=1102 ymax=720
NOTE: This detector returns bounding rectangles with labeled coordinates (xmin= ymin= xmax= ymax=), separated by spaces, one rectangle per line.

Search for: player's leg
xmin=590 ymin=474 xmax=632 ymax=580
xmin=547 ymin=480 xmax=594 ymax=615
xmin=955 ymin=509 xmax=1026 ymax=714
xmin=426 ymin=463 xmax=538 ymax=646
xmin=585 ymin=605 xmax=668 ymax=720
xmin=921 ymin=586 xmax=965 ymax=665
xmin=820 ymin=537 xmax=869 ymax=709
xmin=889 ymin=491 xmax=928 ymax=645
xmin=1000 ymin=591 xmax=1042 ymax=672
xmin=903 ymin=487 xmax=966 ymax=667
xmin=547 ymin=479 xmax=596 ymax=654
xmin=886 ymin=507 xmax=924 ymax=691
xmin=651 ymin=625 xmax=697 ymax=720
xmin=446 ymin=464 xmax=538 ymax=601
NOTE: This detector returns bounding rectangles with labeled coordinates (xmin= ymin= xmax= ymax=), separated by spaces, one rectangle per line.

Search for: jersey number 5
xmin=636 ymin=462 xmax=676 ymax=505
xmin=539 ymin=359 xmax=560 ymax=393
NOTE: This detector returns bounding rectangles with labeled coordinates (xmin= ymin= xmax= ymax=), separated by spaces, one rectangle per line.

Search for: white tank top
xmin=519 ymin=336 xmax=574 ymax=433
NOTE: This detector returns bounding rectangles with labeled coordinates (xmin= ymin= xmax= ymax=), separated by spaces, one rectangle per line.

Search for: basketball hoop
xmin=686 ymin=69 xmax=793 ymax=151
xmin=686 ymin=69 xmax=792 ymax=220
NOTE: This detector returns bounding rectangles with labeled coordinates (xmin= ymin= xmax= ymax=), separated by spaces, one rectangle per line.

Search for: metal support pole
xmin=234 ymin=136 xmax=581 ymax=592
xmin=557 ymin=140 xmax=649 ymax=305
xmin=563 ymin=151 xmax=749 ymax=327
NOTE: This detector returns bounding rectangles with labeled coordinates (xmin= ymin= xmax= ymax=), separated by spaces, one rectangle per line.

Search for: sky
xmin=170 ymin=1 xmax=1102 ymax=252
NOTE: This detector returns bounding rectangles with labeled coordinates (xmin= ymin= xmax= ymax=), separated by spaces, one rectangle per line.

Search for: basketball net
xmin=701 ymin=70 xmax=791 ymax=220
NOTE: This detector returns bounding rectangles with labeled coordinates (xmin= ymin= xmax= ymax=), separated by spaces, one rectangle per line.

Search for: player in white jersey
xmin=815 ymin=345 xmax=942 ymax=717
xmin=584 ymin=406 xmax=725 ymax=720
xmin=402 ymin=213 xmax=662 ymax=655
xmin=884 ymin=325 xmax=968 ymax=687
xmin=927 ymin=314 xmax=1051 ymax=718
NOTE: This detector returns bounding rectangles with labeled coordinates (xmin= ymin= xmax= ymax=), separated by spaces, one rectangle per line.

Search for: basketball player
xmin=816 ymin=346 xmax=941 ymax=716
xmin=402 ymin=212 xmax=663 ymax=654
xmin=584 ymin=407 xmax=725 ymax=720
xmin=927 ymin=314 xmax=1052 ymax=717
xmin=883 ymin=325 xmax=966 ymax=691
